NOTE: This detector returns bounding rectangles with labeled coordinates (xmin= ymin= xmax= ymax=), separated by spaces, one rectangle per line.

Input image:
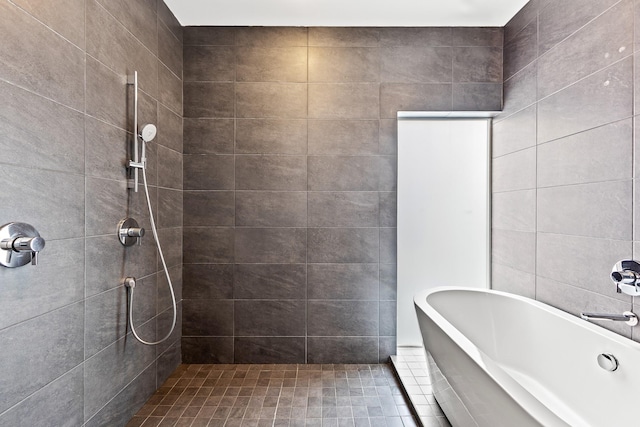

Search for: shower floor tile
xmin=390 ymin=347 xmax=450 ymax=427
xmin=128 ymin=363 xmax=420 ymax=427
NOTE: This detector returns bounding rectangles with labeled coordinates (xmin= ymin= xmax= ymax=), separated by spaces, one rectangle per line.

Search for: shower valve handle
xmin=0 ymin=222 xmax=46 ymax=268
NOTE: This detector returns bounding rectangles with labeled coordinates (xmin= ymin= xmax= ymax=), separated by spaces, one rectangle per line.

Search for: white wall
xmin=397 ymin=118 xmax=490 ymax=346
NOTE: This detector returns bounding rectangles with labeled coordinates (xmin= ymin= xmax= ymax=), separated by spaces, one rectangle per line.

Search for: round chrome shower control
xmin=597 ymin=353 xmax=618 ymax=372
xmin=117 ymin=218 xmax=145 ymax=246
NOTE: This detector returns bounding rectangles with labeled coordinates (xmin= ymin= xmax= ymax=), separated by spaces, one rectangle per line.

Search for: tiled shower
xmin=0 ymin=0 xmax=636 ymax=425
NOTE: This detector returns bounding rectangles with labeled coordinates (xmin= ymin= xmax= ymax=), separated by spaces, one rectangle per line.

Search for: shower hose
xmin=127 ymin=155 xmax=177 ymax=346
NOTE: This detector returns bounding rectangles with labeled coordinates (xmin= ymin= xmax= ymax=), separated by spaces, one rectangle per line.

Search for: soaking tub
xmin=414 ymin=287 xmax=640 ymax=427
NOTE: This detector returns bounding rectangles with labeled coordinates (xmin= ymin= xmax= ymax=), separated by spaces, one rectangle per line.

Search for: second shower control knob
xmin=117 ymin=218 xmax=145 ymax=246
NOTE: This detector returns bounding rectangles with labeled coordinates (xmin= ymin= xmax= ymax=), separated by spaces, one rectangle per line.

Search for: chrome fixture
xmin=610 ymin=260 xmax=640 ymax=296
xmin=597 ymin=353 xmax=619 ymax=372
xmin=0 ymin=222 xmax=45 ymax=268
xmin=124 ymin=70 xmax=176 ymax=346
xmin=117 ymin=218 xmax=145 ymax=246
xmin=580 ymin=311 xmax=638 ymax=326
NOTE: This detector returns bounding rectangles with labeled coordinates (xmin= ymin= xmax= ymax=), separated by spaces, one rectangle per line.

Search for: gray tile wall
xmin=182 ymin=26 xmax=503 ymax=364
xmin=493 ymin=0 xmax=638 ymax=339
xmin=0 ymin=1 xmax=183 ymax=425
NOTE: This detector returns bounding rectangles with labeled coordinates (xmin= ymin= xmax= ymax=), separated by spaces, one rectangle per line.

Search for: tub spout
xmin=580 ymin=311 xmax=638 ymax=326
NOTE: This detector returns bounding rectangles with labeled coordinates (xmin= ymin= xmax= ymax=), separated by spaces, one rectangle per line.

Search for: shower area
xmin=0 ymin=1 xmax=504 ymax=426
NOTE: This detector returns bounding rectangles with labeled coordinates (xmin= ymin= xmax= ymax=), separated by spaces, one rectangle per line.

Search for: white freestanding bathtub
xmin=414 ymin=287 xmax=640 ymax=427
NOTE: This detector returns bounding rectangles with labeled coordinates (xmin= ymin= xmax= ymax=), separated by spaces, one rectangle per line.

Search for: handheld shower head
xmin=139 ymin=124 xmax=157 ymax=142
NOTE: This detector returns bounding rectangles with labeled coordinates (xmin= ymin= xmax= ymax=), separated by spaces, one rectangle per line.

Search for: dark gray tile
xmin=492 ymin=190 xmax=536 ymax=232
xmin=157 ymin=145 xmax=183 ymax=190
xmin=84 ymin=321 xmax=156 ymax=420
xmin=504 ymin=0 xmax=539 ymax=43
xmin=453 ymin=47 xmax=502 ymax=82
xmin=0 ymin=1 xmax=84 ymax=110
xmin=184 ymin=82 xmax=234 ymax=118
xmin=234 ymin=338 xmax=305 ymax=363
xmin=305 ymin=319 xmax=374 ymax=366
xmin=309 ymin=27 xmax=379 ymax=46
xmin=309 ymin=84 xmax=379 ymax=119
xmin=184 ymin=45 xmax=235 ymax=81
xmin=380 ymin=84 xmax=452 ymax=118
xmin=158 ymin=0 xmax=183 ymax=42
xmin=538 ymin=180 xmax=632 ymax=240
xmin=86 ymin=57 xmax=128 ymax=130
xmin=0 ymin=302 xmax=84 ymax=414
xmin=184 ymin=154 xmax=234 ymax=190
xmin=96 ymin=0 xmax=157 ymax=54
xmin=0 ymin=365 xmax=83 ymax=427
xmin=379 ymin=27 xmax=451 ymax=46
xmin=492 ymin=147 xmax=536 ymax=193
xmin=492 ymin=105 xmax=536 ymax=158
xmin=504 ymin=20 xmax=537 ymax=80
xmin=156 ymin=226 xmax=183 ymax=268
xmin=0 ymin=239 xmax=84 ymax=330
xmin=498 ymin=62 xmax=537 ymax=120
xmin=185 ymin=26 xmax=235 ymax=45
xmin=538 ymin=120 xmax=632 ymax=187
xmin=158 ymin=104 xmax=183 ymax=153
xmin=379 ymin=337 xmax=397 ymax=363
xmin=235 ymin=300 xmax=306 ymax=336
xmin=452 ymin=83 xmax=503 ymax=111
xmin=236 ymin=83 xmax=307 ymax=118
xmin=379 ymin=119 xmax=397 ymax=155
xmin=377 ymin=156 xmax=397 ymax=192
xmin=159 ymin=14 xmax=183 ymax=77
xmin=157 ymin=265 xmax=182 ymax=315
xmin=237 ymin=46 xmax=307 ymax=82
xmin=308 ymin=156 xmax=378 ymax=191
xmin=183 ymin=299 xmax=234 ymax=336
xmin=0 ymin=79 xmax=84 ymax=173
xmin=452 ymin=27 xmax=503 ymax=46
xmin=84 ymin=363 xmax=156 ymax=427
xmin=236 ymin=27 xmax=308 ymax=46
xmin=10 ymin=0 xmax=85 ymax=48
xmin=0 ymin=166 xmax=84 ymax=240
xmin=236 ymin=119 xmax=308 ymax=154
xmin=379 ymin=228 xmax=396 ymax=264
xmin=235 ymin=228 xmax=307 ymax=263
xmin=491 ymin=229 xmax=536 ymax=274
xmin=379 ymin=301 xmax=396 ymax=336
xmin=85 ymin=234 xmax=157 ymax=297
xmin=184 ymin=191 xmax=235 ymax=226
xmin=236 ymin=191 xmax=307 ymax=226
xmin=236 ymin=155 xmax=307 ymax=190
xmin=84 ymin=118 xmax=128 ymax=182
xmin=380 ymin=47 xmax=452 ymax=83
xmin=538 ymin=0 xmax=620 ymax=55
xmin=156 ymin=301 xmax=183 ymax=356
xmin=308 ymin=120 xmax=379 ymax=155
xmin=159 ymin=62 xmax=183 ymax=115
xmin=234 ymin=264 xmax=306 ymax=299
xmin=308 ymin=47 xmax=379 ymax=82
xmin=183 ymin=227 xmax=234 ymax=263
xmin=308 ymin=228 xmax=379 ymax=263
xmin=307 ymin=338 xmax=379 ymax=363
xmin=537 ymin=232 xmax=632 ymax=300
xmin=184 ymin=119 xmax=234 ymax=154
xmin=158 ymin=188 xmax=183 ymax=228
xmin=307 ymin=264 xmax=379 ymax=300
xmin=156 ymin=341 xmax=182 ymax=386
xmin=379 ymin=192 xmax=396 ymax=227
xmin=379 ymin=264 xmax=397 ymax=301
xmin=182 ymin=337 xmax=234 ymax=364
xmin=86 ymin=0 xmax=157 ymax=97
xmin=538 ymin=0 xmax=632 ymax=99
xmin=308 ymin=192 xmax=379 ymax=227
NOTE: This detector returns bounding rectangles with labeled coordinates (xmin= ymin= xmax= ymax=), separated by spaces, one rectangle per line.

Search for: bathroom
xmin=0 ymin=0 xmax=635 ymax=426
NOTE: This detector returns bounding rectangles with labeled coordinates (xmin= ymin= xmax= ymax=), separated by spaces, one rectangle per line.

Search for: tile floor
xmin=127 ymin=363 xmax=421 ymax=427
xmin=389 ymin=347 xmax=450 ymax=427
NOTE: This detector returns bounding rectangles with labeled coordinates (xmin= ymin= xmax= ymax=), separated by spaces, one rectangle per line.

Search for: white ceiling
xmin=164 ymin=0 xmax=530 ymax=27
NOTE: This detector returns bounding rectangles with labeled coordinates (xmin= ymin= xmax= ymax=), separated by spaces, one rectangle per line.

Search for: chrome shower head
xmin=139 ymin=124 xmax=157 ymax=142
